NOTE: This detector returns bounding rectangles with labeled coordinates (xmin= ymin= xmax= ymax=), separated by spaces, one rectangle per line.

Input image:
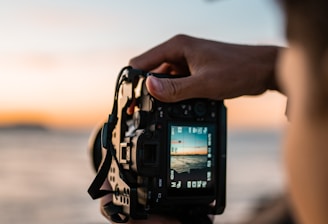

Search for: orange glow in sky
xmin=0 ymin=0 xmax=286 ymax=130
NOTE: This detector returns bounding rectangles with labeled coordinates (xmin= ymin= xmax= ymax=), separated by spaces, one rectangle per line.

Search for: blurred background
xmin=0 ymin=0 xmax=289 ymax=223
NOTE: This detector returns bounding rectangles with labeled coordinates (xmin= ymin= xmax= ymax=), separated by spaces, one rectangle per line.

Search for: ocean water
xmin=171 ymin=155 xmax=208 ymax=173
xmin=0 ymin=128 xmax=285 ymax=224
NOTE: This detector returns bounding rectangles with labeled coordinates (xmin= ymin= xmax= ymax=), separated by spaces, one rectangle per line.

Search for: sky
xmin=0 ymin=0 xmax=288 ymax=130
xmin=170 ymin=125 xmax=208 ymax=155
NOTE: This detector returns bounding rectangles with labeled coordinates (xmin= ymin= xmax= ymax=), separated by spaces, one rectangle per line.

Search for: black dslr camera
xmin=88 ymin=67 xmax=226 ymax=223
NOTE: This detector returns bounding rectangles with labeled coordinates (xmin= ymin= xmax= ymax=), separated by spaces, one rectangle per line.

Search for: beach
xmin=0 ymin=128 xmax=285 ymax=224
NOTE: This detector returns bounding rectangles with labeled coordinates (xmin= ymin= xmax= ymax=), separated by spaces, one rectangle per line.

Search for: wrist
xmin=266 ymin=46 xmax=284 ymax=93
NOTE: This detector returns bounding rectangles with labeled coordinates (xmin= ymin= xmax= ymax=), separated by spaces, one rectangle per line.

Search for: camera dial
xmin=194 ymin=101 xmax=207 ymax=117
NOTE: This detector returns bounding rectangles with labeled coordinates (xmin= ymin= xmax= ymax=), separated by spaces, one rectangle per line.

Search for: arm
xmin=129 ymin=34 xmax=282 ymax=102
xmin=99 ymin=34 xmax=282 ymax=223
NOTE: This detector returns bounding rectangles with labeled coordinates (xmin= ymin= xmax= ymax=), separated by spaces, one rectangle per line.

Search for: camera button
xmin=194 ymin=101 xmax=207 ymax=117
xmin=211 ymin=112 xmax=216 ymax=118
xmin=158 ymin=178 xmax=163 ymax=188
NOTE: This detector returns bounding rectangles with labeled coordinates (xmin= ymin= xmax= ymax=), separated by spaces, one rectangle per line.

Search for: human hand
xmin=129 ymin=34 xmax=280 ymax=102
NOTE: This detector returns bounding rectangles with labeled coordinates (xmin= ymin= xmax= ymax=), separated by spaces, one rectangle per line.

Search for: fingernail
xmin=149 ymin=76 xmax=163 ymax=93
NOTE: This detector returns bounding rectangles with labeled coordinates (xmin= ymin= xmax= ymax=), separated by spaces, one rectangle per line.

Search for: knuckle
xmin=128 ymin=57 xmax=138 ymax=67
xmin=170 ymin=34 xmax=191 ymax=46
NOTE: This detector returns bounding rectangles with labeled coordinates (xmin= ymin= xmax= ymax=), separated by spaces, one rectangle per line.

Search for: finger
xmin=146 ymin=75 xmax=204 ymax=102
xmin=99 ymin=178 xmax=113 ymax=221
xmin=150 ymin=63 xmax=174 ymax=74
xmin=129 ymin=35 xmax=191 ymax=71
xmin=150 ymin=63 xmax=189 ymax=76
xmin=100 ymin=196 xmax=112 ymax=221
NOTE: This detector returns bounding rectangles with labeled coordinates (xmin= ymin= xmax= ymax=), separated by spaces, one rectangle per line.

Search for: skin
xmin=278 ymin=43 xmax=328 ymax=224
xmin=100 ymin=35 xmax=281 ymax=223
xmin=129 ymin=35 xmax=280 ymax=102
xmin=131 ymin=36 xmax=328 ymax=224
xmin=101 ymin=35 xmax=328 ymax=224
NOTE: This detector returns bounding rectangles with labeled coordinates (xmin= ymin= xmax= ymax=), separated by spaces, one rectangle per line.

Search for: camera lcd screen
xmin=168 ymin=123 xmax=215 ymax=196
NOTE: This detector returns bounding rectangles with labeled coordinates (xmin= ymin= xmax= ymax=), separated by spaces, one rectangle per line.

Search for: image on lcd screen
xmin=169 ymin=125 xmax=213 ymax=191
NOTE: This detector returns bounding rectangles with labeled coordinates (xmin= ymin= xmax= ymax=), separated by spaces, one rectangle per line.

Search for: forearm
xmin=245 ymin=44 xmax=284 ymax=96
xmin=130 ymin=35 xmax=285 ymax=102
xmin=265 ymin=46 xmax=285 ymax=94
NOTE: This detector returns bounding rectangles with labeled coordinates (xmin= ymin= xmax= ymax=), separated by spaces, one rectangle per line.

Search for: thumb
xmin=145 ymin=75 xmax=193 ymax=102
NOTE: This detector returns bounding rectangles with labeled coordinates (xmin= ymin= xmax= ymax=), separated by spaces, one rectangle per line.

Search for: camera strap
xmin=88 ymin=67 xmax=148 ymax=222
xmin=88 ymin=66 xmax=133 ymax=200
xmin=87 ymin=140 xmax=114 ymax=199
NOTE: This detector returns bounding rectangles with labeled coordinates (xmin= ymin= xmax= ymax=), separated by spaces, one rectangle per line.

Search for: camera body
xmin=90 ymin=68 xmax=226 ymax=221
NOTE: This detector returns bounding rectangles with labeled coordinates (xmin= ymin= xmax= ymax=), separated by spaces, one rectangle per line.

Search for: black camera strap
xmin=88 ymin=113 xmax=131 ymax=223
xmin=87 ymin=130 xmax=115 ymax=199
xmin=88 ymin=66 xmax=144 ymax=200
xmin=88 ymin=67 xmax=131 ymax=200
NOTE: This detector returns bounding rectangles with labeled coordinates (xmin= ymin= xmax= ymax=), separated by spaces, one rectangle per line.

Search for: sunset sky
xmin=0 ymin=0 xmax=288 ymax=130
xmin=170 ymin=125 xmax=208 ymax=155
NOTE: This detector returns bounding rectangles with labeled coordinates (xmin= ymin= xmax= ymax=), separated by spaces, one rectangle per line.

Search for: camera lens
xmin=194 ymin=101 xmax=207 ymax=117
xmin=88 ymin=127 xmax=103 ymax=172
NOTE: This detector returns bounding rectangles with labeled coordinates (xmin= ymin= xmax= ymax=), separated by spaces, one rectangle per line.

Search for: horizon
xmin=0 ymin=0 xmax=288 ymax=131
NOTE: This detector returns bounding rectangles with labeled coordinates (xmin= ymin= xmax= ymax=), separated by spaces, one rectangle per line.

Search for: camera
xmin=88 ymin=67 xmax=227 ymax=223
